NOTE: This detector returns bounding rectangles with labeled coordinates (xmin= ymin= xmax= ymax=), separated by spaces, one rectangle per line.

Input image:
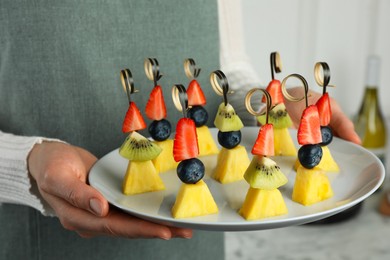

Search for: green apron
xmin=0 ymin=0 xmax=224 ymax=259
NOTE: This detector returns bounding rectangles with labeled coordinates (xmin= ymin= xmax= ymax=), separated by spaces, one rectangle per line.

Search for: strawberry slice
xmin=262 ymin=80 xmax=284 ymax=105
xmin=122 ymin=102 xmax=146 ymax=133
xmin=145 ymin=85 xmax=167 ymax=120
xmin=187 ymin=79 xmax=206 ymax=106
xmin=173 ymin=118 xmax=199 ymax=162
xmin=297 ymin=105 xmax=322 ymax=145
xmin=251 ymin=123 xmax=274 ymax=156
xmin=316 ymin=93 xmax=332 ymax=126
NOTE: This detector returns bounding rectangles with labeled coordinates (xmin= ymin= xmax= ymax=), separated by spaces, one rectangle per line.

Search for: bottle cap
xmin=366 ymin=55 xmax=381 ymax=86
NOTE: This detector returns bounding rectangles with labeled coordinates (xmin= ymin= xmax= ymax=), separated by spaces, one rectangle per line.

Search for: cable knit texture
xmin=0 ymin=131 xmax=59 ymax=215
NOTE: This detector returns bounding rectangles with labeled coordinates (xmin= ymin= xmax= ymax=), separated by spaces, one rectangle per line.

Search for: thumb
xmin=54 ymin=175 xmax=110 ymax=217
xmin=73 ymin=146 xmax=110 ymax=216
xmin=329 ymin=101 xmax=362 ymax=145
xmin=330 ymin=113 xmax=362 ymax=145
xmin=65 ymin=178 xmax=109 ymax=217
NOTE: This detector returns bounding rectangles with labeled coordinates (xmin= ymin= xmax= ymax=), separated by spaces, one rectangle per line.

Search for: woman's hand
xmin=284 ymin=87 xmax=361 ymax=145
xmin=28 ymin=141 xmax=192 ymax=239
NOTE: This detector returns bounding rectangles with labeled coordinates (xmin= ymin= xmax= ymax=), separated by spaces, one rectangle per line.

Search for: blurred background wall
xmin=241 ymin=0 xmax=389 ymax=118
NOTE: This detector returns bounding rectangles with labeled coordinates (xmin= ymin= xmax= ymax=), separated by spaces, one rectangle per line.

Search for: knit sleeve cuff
xmin=0 ymin=131 xmax=64 ymax=216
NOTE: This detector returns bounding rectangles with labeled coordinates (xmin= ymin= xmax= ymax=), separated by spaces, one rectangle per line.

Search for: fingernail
xmin=181 ymin=233 xmax=193 ymax=239
xmin=90 ymin=198 xmax=103 ymax=216
xmin=175 ymin=230 xmax=193 ymax=239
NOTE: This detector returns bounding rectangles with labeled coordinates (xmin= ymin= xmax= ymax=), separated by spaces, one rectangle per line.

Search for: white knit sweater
xmin=0 ymin=133 xmax=59 ymax=215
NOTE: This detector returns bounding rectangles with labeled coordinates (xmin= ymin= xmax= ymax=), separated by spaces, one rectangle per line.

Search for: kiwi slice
xmin=257 ymin=103 xmax=292 ymax=129
xmin=119 ymin=131 xmax=162 ymax=161
xmin=214 ymin=102 xmax=244 ymax=132
xmin=244 ymin=155 xmax=288 ymax=189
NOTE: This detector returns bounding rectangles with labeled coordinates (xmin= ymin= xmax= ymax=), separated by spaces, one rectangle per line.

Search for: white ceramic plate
xmin=89 ymin=127 xmax=385 ymax=231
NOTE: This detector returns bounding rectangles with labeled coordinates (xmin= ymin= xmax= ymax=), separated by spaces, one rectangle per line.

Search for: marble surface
xmin=225 ymin=191 xmax=390 ymax=260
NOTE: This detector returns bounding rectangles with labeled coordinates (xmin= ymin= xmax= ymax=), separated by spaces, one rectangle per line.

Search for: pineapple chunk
xmin=292 ymin=165 xmax=333 ymax=206
xmin=274 ymin=127 xmax=296 ymax=156
xmin=294 ymin=146 xmax=339 ymax=172
xmin=212 ymin=145 xmax=250 ymax=184
xmin=239 ymin=188 xmax=288 ymax=220
xmin=152 ymin=139 xmax=178 ymax=173
xmin=317 ymin=146 xmax=339 ymax=172
xmin=172 ymin=180 xmax=218 ymax=218
xmin=122 ymin=160 xmax=165 ymax=195
xmin=196 ymin=126 xmax=219 ymax=156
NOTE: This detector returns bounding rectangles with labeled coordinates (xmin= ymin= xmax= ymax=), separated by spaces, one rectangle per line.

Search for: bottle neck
xmin=365 ymin=85 xmax=379 ymax=90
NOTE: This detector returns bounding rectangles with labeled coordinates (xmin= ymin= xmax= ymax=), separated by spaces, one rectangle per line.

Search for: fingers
xmin=77 ymin=212 xmax=193 ymax=240
xmin=330 ymin=107 xmax=362 ymax=145
xmin=90 ymin=210 xmax=191 ymax=239
xmin=43 ymin=192 xmax=192 ymax=239
xmin=168 ymin=226 xmax=193 ymax=239
xmin=328 ymin=99 xmax=361 ymax=145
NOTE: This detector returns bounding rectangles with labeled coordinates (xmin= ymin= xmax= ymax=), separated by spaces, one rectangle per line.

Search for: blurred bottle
xmin=354 ymin=55 xmax=387 ymax=169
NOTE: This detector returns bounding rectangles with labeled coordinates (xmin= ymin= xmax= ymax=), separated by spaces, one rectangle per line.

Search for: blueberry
xmin=298 ymin=144 xmax=323 ymax=169
xmin=320 ymin=126 xmax=333 ymax=146
xmin=148 ymin=119 xmax=171 ymax=141
xmin=187 ymin=105 xmax=208 ymax=127
xmin=177 ymin=158 xmax=205 ymax=184
xmin=217 ymin=130 xmax=241 ymax=149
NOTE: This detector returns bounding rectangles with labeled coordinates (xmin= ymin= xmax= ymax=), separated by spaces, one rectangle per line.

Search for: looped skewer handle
xmin=144 ymin=58 xmax=163 ymax=87
xmin=270 ymin=52 xmax=282 ymax=80
xmin=245 ymin=88 xmax=272 ymax=124
xmin=314 ymin=62 xmax=335 ymax=95
xmin=281 ymin=73 xmax=310 ymax=108
xmin=184 ymin=58 xmax=201 ymax=79
xmin=172 ymin=84 xmax=188 ymax=118
xmin=210 ymin=70 xmax=233 ymax=106
xmin=120 ymin=68 xmax=138 ymax=103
